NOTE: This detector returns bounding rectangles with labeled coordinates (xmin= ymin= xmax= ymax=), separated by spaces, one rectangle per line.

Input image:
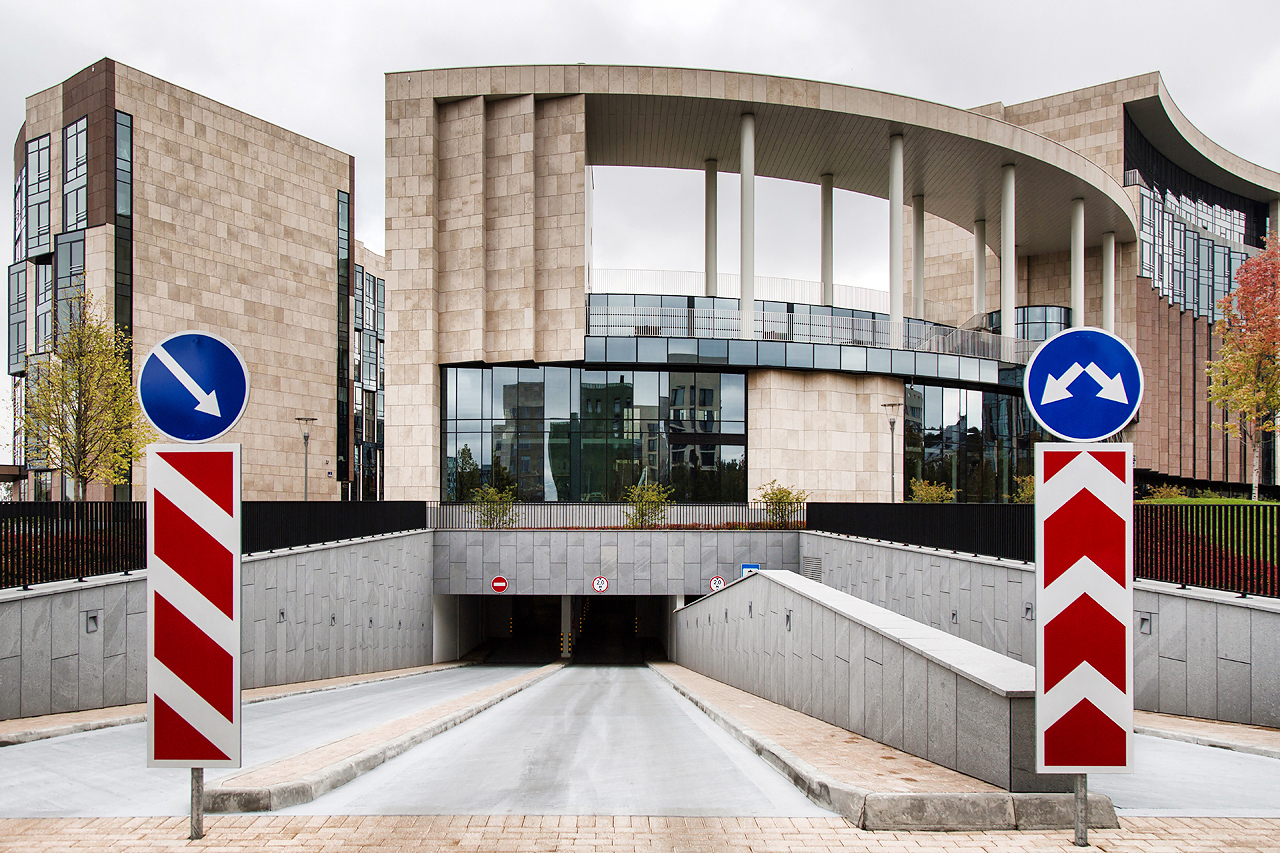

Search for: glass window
xmin=54 ymin=233 xmax=85 ymax=337
xmin=26 ymin=135 xmax=51 ymax=257
xmin=13 ymin=166 xmax=25 ymax=263
xmin=115 ymin=112 xmax=132 ymax=218
xmin=8 ymin=264 xmax=26 ymax=376
xmin=63 ymin=117 xmax=88 ymax=231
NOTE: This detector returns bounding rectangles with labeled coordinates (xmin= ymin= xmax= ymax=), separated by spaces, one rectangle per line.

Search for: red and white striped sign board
xmin=147 ymin=444 xmax=241 ymax=768
xmin=1035 ymin=443 xmax=1133 ymax=774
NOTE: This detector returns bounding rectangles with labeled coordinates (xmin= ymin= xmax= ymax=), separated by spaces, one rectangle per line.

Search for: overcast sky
xmin=2 ymin=0 xmax=1280 ymax=428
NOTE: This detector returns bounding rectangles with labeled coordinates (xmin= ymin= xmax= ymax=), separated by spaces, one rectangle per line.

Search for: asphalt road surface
xmin=0 ymin=664 xmax=536 ymax=817
xmin=280 ymin=665 xmax=835 ymax=816
xmin=1090 ymin=733 xmax=1280 ymax=817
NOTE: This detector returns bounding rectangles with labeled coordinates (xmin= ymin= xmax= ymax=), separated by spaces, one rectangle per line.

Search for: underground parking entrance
xmin=432 ymin=593 xmax=676 ymax=665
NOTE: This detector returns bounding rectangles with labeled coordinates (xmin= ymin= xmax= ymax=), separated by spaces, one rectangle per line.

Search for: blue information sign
xmin=1023 ymin=327 xmax=1143 ymax=443
xmin=138 ymin=331 xmax=250 ymax=443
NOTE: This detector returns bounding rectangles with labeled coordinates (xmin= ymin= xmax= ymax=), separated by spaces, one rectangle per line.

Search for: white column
xmin=889 ymin=135 xmax=904 ymax=325
xmin=1102 ymin=231 xmax=1116 ymax=333
xmin=740 ymin=114 xmax=756 ymax=339
xmin=1001 ymin=165 xmax=1016 ymax=341
xmin=912 ymin=195 xmax=925 ymax=318
xmin=705 ymin=159 xmax=718 ymax=297
xmin=821 ymin=173 xmax=834 ymax=306
xmin=973 ymin=219 xmax=987 ymax=317
xmin=1071 ymin=198 xmax=1085 ymax=327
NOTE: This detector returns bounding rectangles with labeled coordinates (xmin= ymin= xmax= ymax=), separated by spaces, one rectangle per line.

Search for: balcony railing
xmin=587 ymin=305 xmax=1036 ymax=364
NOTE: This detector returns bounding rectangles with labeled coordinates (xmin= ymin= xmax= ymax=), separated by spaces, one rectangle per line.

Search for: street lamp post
xmin=295 ymin=417 xmax=317 ymax=501
xmin=882 ymin=402 xmax=903 ymax=503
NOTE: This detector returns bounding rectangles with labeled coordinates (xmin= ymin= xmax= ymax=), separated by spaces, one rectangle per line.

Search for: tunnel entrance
xmin=571 ymin=595 xmax=667 ymax=665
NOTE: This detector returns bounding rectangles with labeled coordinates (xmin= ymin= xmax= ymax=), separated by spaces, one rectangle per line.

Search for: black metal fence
xmin=242 ymin=501 xmax=428 ymax=553
xmin=1135 ymin=503 xmax=1279 ymax=598
xmin=806 ymin=502 xmax=1035 ymax=563
xmin=0 ymin=501 xmax=146 ymax=590
xmin=425 ymin=501 xmax=802 ymax=530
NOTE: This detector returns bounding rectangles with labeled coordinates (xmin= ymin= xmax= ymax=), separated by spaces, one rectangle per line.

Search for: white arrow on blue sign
xmin=138 ymin=331 xmax=250 ymax=443
xmin=1023 ymin=327 xmax=1143 ymax=443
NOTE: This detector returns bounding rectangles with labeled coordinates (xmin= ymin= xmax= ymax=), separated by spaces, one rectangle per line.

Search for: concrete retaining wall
xmin=0 ymin=530 xmax=434 ymax=721
xmin=801 ymin=531 xmax=1280 ymax=727
xmin=431 ymin=529 xmax=800 ymax=596
xmin=669 ymin=569 xmax=1066 ymax=792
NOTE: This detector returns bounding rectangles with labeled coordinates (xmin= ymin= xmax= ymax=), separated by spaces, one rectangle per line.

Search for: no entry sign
xmin=491 ymin=576 xmax=508 ymax=593
xmin=1035 ymin=444 xmax=1133 ymax=773
xmin=147 ymin=444 xmax=242 ymax=768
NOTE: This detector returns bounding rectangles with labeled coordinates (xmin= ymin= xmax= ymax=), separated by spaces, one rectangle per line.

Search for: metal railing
xmin=427 ymin=501 xmax=802 ymax=530
xmin=1135 ymin=503 xmax=1278 ymax=598
xmin=588 ymin=305 xmax=1036 ymax=364
xmin=242 ymin=501 xmax=428 ymax=554
xmin=0 ymin=502 xmax=146 ymax=590
xmin=806 ymin=502 xmax=1035 ymax=563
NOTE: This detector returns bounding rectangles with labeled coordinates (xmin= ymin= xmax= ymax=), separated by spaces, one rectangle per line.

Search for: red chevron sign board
xmin=147 ymin=444 xmax=241 ymax=768
xmin=1035 ymin=443 xmax=1133 ymax=773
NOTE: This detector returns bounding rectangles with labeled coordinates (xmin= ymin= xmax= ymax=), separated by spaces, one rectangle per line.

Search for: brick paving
xmin=219 ymin=664 xmax=561 ymax=789
xmin=651 ymin=662 xmax=998 ymax=795
xmin=0 ymin=661 xmax=474 ymax=744
xmin=2 ymin=815 xmax=1279 ymax=851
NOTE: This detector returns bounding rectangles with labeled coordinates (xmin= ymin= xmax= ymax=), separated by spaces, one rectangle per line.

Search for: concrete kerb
xmin=0 ymin=662 xmax=476 ymax=748
xmin=1134 ymin=725 xmax=1280 ymax=761
xmin=647 ymin=663 xmax=1118 ymax=831
xmin=204 ymin=663 xmax=565 ymax=813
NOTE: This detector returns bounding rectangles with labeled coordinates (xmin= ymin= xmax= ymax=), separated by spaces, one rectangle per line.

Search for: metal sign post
xmin=1025 ymin=327 xmax=1141 ymax=848
xmin=141 ymin=331 xmax=250 ymax=841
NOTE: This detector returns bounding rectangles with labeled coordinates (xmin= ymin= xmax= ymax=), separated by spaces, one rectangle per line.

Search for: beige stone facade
xmin=12 ymin=60 xmax=365 ymax=502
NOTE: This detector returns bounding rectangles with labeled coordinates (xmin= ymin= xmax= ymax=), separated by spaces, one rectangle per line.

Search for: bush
xmin=1149 ymin=484 xmax=1188 ymax=500
xmin=908 ymin=478 xmax=955 ymax=503
xmin=623 ymin=482 xmax=673 ymax=529
xmin=1010 ymin=474 xmax=1035 ymax=504
xmin=1196 ymin=488 xmax=1220 ymax=499
xmin=469 ymin=484 xmax=517 ymax=529
xmin=757 ymin=479 xmax=809 ymax=529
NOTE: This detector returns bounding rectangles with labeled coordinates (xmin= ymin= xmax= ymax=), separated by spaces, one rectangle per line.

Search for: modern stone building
xmin=8 ymin=60 xmax=385 ymax=501
xmin=386 ymin=65 xmax=1280 ymax=504
xmin=9 ymin=61 xmax=1280 ymax=503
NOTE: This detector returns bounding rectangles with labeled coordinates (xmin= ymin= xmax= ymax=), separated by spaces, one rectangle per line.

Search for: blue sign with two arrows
xmin=1023 ymin=328 xmax=1144 ymax=443
xmin=138 ymin=331 xmax=250 ymax=443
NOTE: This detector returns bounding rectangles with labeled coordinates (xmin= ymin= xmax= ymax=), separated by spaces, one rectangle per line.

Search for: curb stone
xmin=205 ymin=663 xmax=563 ymax=812
xmin=647 ymin=663 xmax=1118 ymax=831
xmin=1135 ymin=725 xmax=1280 ymax=761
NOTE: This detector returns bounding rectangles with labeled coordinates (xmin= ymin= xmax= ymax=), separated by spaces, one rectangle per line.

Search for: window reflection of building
xmin=903 ymin=382 xmax=1040 ymax=503
xmin=443 ymin=365 xmax=746 ymax=502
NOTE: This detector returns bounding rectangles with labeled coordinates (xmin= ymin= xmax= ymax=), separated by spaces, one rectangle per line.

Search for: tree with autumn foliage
xmin=1206 ymin=232 xmax=1280 ymax=501
xmin=21 ymin=295 xmax=154 ymax=500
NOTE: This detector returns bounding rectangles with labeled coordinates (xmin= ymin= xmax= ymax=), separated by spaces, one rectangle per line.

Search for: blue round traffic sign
xmin=1023 ymin=327 xmax=1143 ymax=443
xmin=138 ymin=331 xmax=250 ymax=443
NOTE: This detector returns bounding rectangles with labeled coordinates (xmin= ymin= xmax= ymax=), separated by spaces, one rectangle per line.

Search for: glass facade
xmin=336 ymin=191 xmax=351 ymax=487
xmin=1137 ymin=185 xmax=1248 ymax=321
xmin=113 ymin=111 xmax=134 ymax=500
xmin=13 ymin=165 xmax=24 ymax=264
xmin=32 ymin=263 xmax=52 ymax=353
xmin=62 ymin=117 xmax=88 ymax=232
xmin=54 ymin=231 xmax=85 ymax=336
xmin=903 ymin=382 xmax=1043 ymax=503
xmin=985 ymin=305 xmax=1071 ymax=341
xmin=25 ymin=134 xmax=50 ymax=258
xmin=352 ymin=264 xmax=385 ymax=500
xmin=443 ymin=365 xmax=747 ymax=502
xmin=8 ymin=264 xmax=25 ymax=375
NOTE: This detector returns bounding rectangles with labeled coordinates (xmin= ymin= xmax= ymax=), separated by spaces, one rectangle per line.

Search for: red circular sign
xmin=491 ymin=576 xmax=508 ymax=593
xmin=709 ymin=576 xmax=726 ymax=592
xmin=592 ymin=576 xmax=609 ymax=593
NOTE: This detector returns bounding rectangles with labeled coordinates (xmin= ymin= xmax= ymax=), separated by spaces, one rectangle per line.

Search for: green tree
xmin=22 ymin=295 xmax=153 ymax=500
xmin=1207 ymin=232 xmax=1280 ymax=500
xmin=908 ymin=478 xmax=956 ymax=503
xmin=470 ymin=483 xmax=517 ymax=529
xmin=623 ymin=482 xmax=673 ymax=529
xmin=756 ymin=479 xmax=809 ymax=528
